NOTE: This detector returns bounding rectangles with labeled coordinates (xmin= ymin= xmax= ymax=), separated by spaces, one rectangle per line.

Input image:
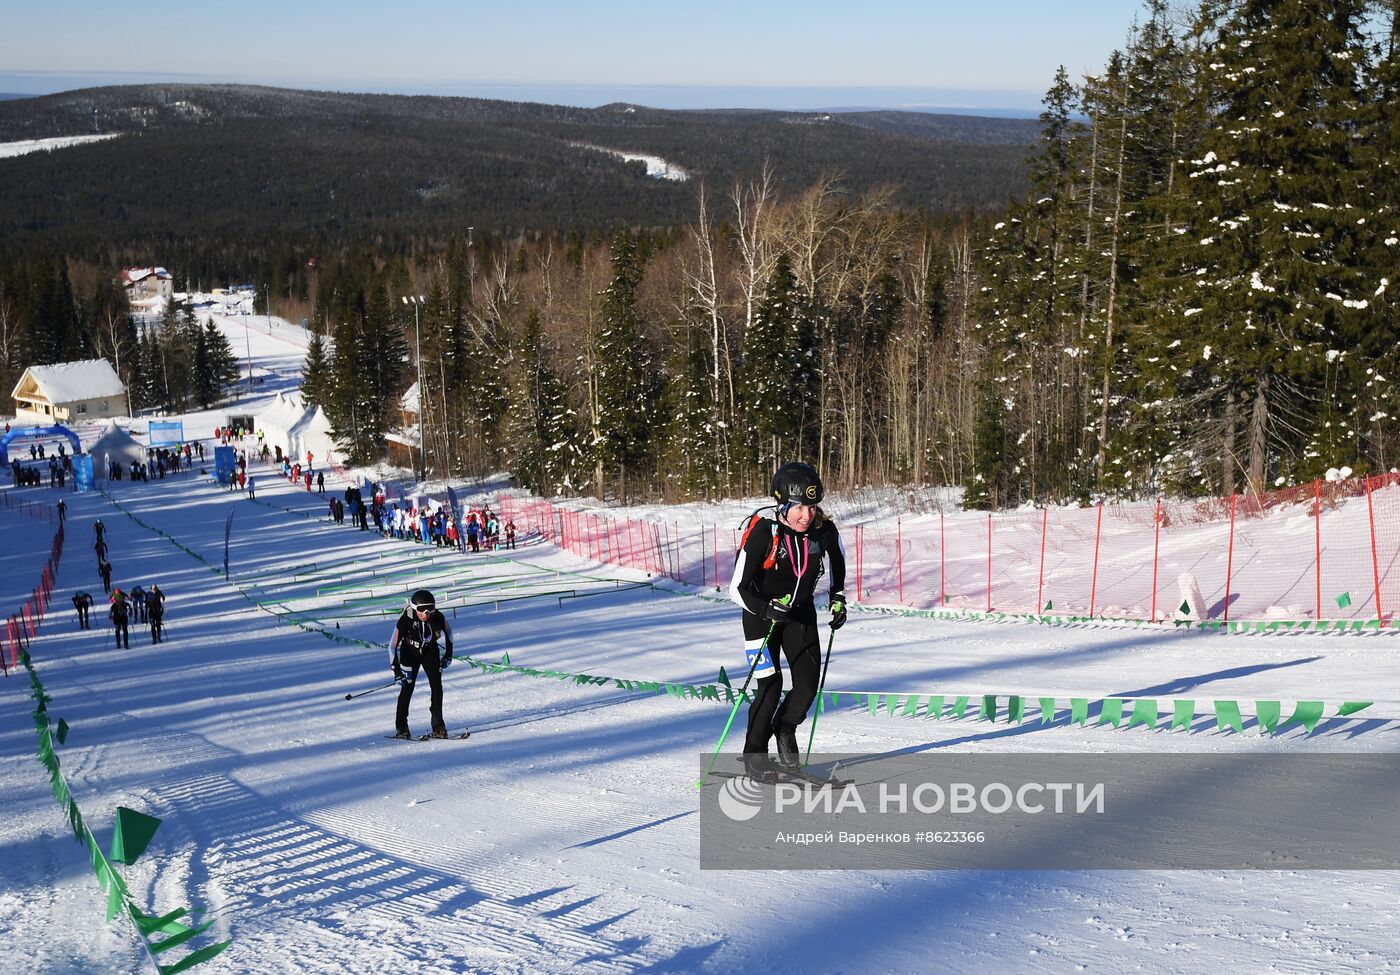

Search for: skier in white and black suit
xmin=729 ymin=462 xmax=847 ymax=779
xmin=388 ymin=589 xmax=455 ymax=739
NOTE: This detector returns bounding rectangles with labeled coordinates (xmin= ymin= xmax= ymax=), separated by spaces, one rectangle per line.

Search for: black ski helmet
xmin=408 ymin=589 xmax=436 ymax=613
xmin=770 ymin=461 xmax=823 ymax=505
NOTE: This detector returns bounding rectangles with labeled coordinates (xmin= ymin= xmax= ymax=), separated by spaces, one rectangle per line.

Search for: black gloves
xmin=829 ymin=594 xmax=847 ymax=631
xmin=442 ymin=645 xmax=454 ymax=668
xmin=763 ymin=599 xmax=791 ymax=623
xmin=392 ymin=662 xmax=405 ymax=682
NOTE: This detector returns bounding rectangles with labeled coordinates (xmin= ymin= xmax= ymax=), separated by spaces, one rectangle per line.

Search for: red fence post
xmin=896 ymin=517 xmax=904 ymax=605
xmin=1365 ymin=475 xmax=1385 ymax=628
xmin=1224 ymin=493 xmax=1237 ymax=624
xmin=1314 ymin=478 xmax=1322 ymax=622
xmin=1037 ymin=508 xmax=1048 ymax=614
xmin=1089 ymin=503 xmax=1104 ymax=618
xmin=985 ymin=513 xmax=992 ymax=613
xmin=1151 ymin=497 xmax=1162 ymax=622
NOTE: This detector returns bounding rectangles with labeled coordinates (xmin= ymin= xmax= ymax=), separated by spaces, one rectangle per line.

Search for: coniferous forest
xmin=1 ymin=0 xmax=1396 ymax=508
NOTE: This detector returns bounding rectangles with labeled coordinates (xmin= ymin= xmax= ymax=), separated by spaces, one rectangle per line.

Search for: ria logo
xmin=717 ymin=775 xmax=766 ymax=821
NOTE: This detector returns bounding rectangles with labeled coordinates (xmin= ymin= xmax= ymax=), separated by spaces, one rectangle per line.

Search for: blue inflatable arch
xmin=0 ymin=423 xmax=82 ymax=466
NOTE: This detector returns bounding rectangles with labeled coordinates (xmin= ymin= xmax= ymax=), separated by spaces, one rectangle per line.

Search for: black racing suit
xmin=729 ymin=514 xmax=846 ymax=754
xmin=390 ymin=609 xmax=454 ymax=735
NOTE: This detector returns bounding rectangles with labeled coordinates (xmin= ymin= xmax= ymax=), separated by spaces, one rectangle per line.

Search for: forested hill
xmin=0 ymin=84 xmax=1032 ymax=245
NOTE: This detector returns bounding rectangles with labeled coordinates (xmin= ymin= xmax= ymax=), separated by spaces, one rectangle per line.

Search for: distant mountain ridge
xmin=0 ymin=84 xmax=1034 ymax=244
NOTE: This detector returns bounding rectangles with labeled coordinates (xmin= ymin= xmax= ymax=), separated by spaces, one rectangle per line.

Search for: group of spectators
xmin=109 ymin=443 xmax=201 ymax=482
xmin=10 ymin=441 xmax=74 ymax=488
xmin=327 ymin=482 xmax=517 ymax=553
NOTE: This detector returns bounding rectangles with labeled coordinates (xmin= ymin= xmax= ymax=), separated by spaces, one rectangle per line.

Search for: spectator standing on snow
xmin=506 ymin=519 xmax=516 ymax=550
xmin=247 ymin=475 xmax=256 ymax=499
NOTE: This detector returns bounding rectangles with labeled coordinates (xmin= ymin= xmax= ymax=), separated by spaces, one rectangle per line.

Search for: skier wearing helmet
xmin=388 ymin=589 xmax=457 ymax=739
xmin=729 ymin=461 xmax=847 ymax=780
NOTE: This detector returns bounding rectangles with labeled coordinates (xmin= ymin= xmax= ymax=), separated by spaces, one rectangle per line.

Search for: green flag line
xmin=21 ymin=649 xmax=230 ymax=973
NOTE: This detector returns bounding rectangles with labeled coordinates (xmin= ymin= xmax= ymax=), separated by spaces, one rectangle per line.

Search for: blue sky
xmin=0 ymin=1 xmax=1151 ymax=114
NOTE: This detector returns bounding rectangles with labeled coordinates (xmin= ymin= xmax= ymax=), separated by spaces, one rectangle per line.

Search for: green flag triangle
xmin=1043 ymin=600 xmax=1052 ymax=612
xmin=1097 ymin=699 xmax=1124 ymax=728
xmin=1007 ymin=695 xmax=1025 ymax=723
xmin=1255 ymin=701 xmax=1281 ymax=734
xmin=979 ymin=695 xmax=996 ymax=721
xmin=1127 ymin=699 xmax=1158 ymax=730
xmin=1038 ymin=697 xmax=1055 ymax=725
xmin=951 ymin=695 xmax=970 ymax=719
xmin=902 ymin=695 xmax=920 ymax=718
xmin=1070 ymin=697 xmax=1089 ymax=727
xmin=1337 ymin=701 xmax=1373 ymax=717
xmin=1283 ymin=701 xmax=1324 ymax=733
xmin=717 ymin=666 xmax=731 ymax=687
xmin=1171 ymin=699 xmax=1195 ymax=730
xmin=110 ymin=807 xmax=162 ymax=865
xmin=925 ymin=695 xmax=944 ymax=719
xmin=500 ymin=651 xmax=510 ymax=666
xmin=867 ymin=694 xmax=879 ymax=716
xmin=1336 ymin=592 xmax=1352 ymax=609
xmin=1214 ymin=700 xmax=1244 ymax=733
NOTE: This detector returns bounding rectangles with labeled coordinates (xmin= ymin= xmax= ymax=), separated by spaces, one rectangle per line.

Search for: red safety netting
xmin=496 ymin=477 xmax=1400 ymax=625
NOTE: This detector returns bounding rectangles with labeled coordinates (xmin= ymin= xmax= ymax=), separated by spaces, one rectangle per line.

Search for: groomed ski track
xmin=4 ymin=464 xmax=1400 ymax=974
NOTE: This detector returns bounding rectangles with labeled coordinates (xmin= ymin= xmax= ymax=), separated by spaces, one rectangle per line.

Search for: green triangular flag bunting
xmin=951 ymin=695 xmax=970 ymax=719
xmin=1097 ymin=699 xmax=1124 ymax=728
xmin=56 ymin=718 xmax=69 ymax=745
xmin=1179 ymin=599 xmax=1191 ymax=615
xmin=867 ymin=694 xmax=879 ymax=716
xmin=1007 ymin=696 xmax=1025 ymax=723
xmin=902 ymin=695 xmax=920 ymax=718
xmin=1070 ymin=697 xmax=1089 ymax=726
xmin=925 ymin=694 xmax=944 ymax=718
xmin=717 ymin=667 xmax=731 ymax=687
xmin=110 ymin=807 xmax=162 ymax=865
xmin=1038 ymin=697 xmax=1055 ymax=724
xmin=1172 ymin=699 xmax=1195 ymax=730
xmin=1127 ymin=699 xmax=1158 ymax=730
xmin=1255 ymin=701 xmax=1281 ymax=734
xmin=1283 ymin=701 xmax=1324 ymax=732
xmin=1336 ymin=592 xmax=1352 ymax=609
xmin=1043 ymin=600 xmax=1052 ymax=612
xmin=979 ymin=695 xmax=996 ymax=721
xmin=1214 ymin=700 xmax=1244 ymax=733
xmin=1337 ymin=701 xmax=1373 ymax=717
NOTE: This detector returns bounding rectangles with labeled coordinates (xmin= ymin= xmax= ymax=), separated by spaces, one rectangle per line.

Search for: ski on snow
xmin=711 ymin=767 xmax=853 ymax=789
xmin=383 ymin=731 xmax=472 ymax=741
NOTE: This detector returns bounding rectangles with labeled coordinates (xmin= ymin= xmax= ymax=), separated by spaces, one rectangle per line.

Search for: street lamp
xmin=402 ymin=295 xmax=425 ymax=482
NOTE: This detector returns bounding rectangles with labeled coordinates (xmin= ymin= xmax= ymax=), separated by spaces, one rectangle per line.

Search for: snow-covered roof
xmin=13 ymin=358 xmax=125 ymax=404
xmin=120 ymin=267 xmax=172 ymax=285
xmin=401 ymin=381 xmax=420 ymax=413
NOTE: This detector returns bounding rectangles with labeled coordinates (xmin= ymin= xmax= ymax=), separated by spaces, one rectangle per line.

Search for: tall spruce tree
xmin=592 ymin=231 xmax=660 ymax=499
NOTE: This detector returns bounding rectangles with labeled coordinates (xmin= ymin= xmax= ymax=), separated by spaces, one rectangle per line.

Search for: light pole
xmin=402 ymin=295 xmax=425 ymax=482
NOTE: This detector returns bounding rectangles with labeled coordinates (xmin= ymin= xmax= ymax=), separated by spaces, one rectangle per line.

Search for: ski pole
xmin=803 ymin=622 xmax=839 ymax=766
xmin=696 ymin=593 xmax=791 ymax=789
xmin=344 ymin=677 xmax=404 ymax=701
